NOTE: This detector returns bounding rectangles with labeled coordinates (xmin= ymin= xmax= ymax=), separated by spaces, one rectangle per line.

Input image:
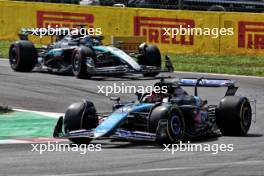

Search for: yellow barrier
xmin=220 ymin=13 xmax=264 ymax=56
xmin=0 ymin=1 xmax=263 ymax=56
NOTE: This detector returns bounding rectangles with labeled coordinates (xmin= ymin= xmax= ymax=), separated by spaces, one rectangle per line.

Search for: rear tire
xmin=64 ymin=100 xmax=98 ymax=144
xmin=138 ymin=44 xmax=161 ymax=77
xmin=216 ymin=96 xmax=252 ymax=136
xmin=72 ymin=47 xmax=95 ymax=79
xmin=9 ymin=40 xmax=37 ymax=72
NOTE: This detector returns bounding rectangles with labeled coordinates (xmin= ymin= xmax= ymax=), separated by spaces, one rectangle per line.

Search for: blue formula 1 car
xmin=53 ymin=78 xmax=254 ymax=144
xmin=9 ymin=28 xmax=174 ymax=79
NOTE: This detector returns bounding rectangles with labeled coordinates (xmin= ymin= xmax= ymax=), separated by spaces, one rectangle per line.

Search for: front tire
xmin=216 ymin=96 xmax=252 ymax=136
xmin=9 ymin=40 xmax=37 ymax=72
xmin=72 ymin=47 xmax=95 ymax=79
xmin=64 ymin=100 xmax=98 ymax=144
xmin=138 ymin=44 xmax=161 ymax=77
xmin=149 ymin=105 xmax=185 ymax=144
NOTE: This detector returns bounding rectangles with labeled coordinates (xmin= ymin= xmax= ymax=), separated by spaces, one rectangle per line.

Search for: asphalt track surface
xmin=0 ymin=59 xmax=264 ymax=176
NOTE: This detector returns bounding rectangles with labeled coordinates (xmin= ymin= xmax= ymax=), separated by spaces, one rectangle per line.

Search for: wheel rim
xmin=242 ymin=107 xmax=250 ymax=127
xmin=10 ymin=47 xmax=18 ymax=66
xmin=73 ymin=54 xmax=80 ymax=72
xmin=170 ymin=114 xmax=182 ymax=136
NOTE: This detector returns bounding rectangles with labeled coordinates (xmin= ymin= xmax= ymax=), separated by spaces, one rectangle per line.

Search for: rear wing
xmin=180 ymin=78 xmax=235 ymax=87
xmin=179 ymin=78 xmax=238 ymax=96
xmin=111 ymin=36 xmax=146 ymax=53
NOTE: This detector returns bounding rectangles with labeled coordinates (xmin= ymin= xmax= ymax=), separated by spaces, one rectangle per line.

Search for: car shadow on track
xmin=246 ymin=133 xmax=263 ymax=137
xmin=233 ymin=133 xmax=263 ymax=138
xmin=65 ymin=133 xmax=262 ymax=150
xmin=73 ymin=135 xmax=221 ymax=149
xmin=83 ymin=75 xmax=172 ymax=82
xmin=33 ymin=70 xmax=172 ymax=82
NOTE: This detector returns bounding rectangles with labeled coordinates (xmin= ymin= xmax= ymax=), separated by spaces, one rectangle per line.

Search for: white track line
xmin=0 ymin=138 xmax=67 ymax=144
xmin=0 ymin=139 xmax=27 ymax=144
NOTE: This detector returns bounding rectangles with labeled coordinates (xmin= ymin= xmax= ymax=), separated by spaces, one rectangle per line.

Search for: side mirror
xmin=135 ymin=92 xmax=142 ymax=101
xmin=202 ymin=100 xmax=208 ymax=106
xmin=110 ymin=96 xmax=120 ymax=103
xmin=138 ymin=42 xmax=147 ymax=55
xmin=110 ymin=97 xmax=121 ymax=111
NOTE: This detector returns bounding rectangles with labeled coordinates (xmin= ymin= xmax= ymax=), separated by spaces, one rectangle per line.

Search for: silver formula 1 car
xmin=9 ymin=28 xmax=174 ymax=79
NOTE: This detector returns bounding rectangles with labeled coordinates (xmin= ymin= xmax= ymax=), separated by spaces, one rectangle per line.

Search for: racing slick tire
xmin=72 ymin=47 xmax=96 ymax=79
xmin=64 ymin=100 xmax=98 ymax=144
xmin=216 ymin=96 xmax=252 ymax=136
xmin=149 ymin=105 xmax=185 ymax=144
xmin=9 ymin=40 xmax=37 ymax=72
xmin=138 ymin=44 xmax=161 ymax=77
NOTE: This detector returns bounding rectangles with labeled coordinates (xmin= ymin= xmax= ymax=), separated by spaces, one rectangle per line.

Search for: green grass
xmin=1 ymin=40 xmax=263 ymax=76
xmin=0 ymin=40 xmax=42 ymax=58
xmin=0 ymin=41 xmax=10 ymax=58
xmin=0 ymin=111 xmax=57 ymax=139
xmin=165 ymin=54 xmax=264 ymax=77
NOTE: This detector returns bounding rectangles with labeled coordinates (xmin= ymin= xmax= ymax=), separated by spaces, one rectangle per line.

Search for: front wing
xmin=55 ymin=128 xmax=157 ymax=142
xmin=86 ymin=65 xmax=166 ymax=75
xmin=86 ymin=55 xmax=174 ymax=75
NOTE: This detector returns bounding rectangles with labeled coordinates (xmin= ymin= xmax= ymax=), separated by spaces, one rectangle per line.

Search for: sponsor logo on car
xmin=37 ymin=11 xmax=94 ymax=28
xmin=238 ymin=21 xmax=264 ymax=49
xmin=134 ymin=16 xmax=195 ymax=45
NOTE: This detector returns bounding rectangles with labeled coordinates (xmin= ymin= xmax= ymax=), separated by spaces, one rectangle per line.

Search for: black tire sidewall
xmin=139 ymin=44 xmax=161 ymax=77
xmin=72 ymin=47 xmax=95 ymax=79
xmin=9 ymin=41 xmax=37 ymax=72
xmin=64 ymin=101 xmax=98 ymax=132
xmin=64 ymin=101 xmax=98 ymax=144
xmin=217 ymin=96 xmax=252 ymax=135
